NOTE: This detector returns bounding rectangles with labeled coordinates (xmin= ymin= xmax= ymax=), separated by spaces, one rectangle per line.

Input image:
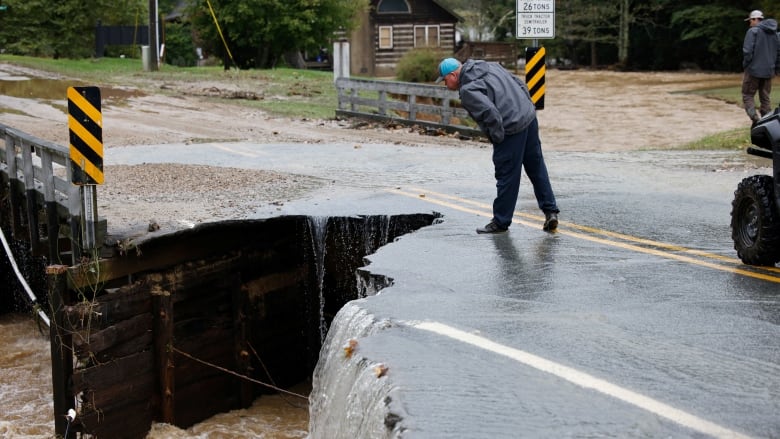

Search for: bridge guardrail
xmin=1 ymin=122 xmax=82 ymax=263
xmin=334 ymin=77 xmax=484 ymax=139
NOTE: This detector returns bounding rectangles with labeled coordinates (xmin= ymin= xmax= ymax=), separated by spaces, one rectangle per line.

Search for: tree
xmin=189 ymin=0 xmax=368 ymax=69
xmin=672 ymin=3 xmax=763 ymax=71
xmin=448 ymin=0 xmax=515 ymax=42
xmin=617 ymin=0 xmax=671 ymax=67
xmin=0 ymin=0 xmax=147 ymax=58
xmin=558 ymin=0 xmax=619 ymax=67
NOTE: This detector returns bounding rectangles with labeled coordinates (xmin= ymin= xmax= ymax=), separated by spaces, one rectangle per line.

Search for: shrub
xmin=164 ymin=22 xmax=198 ymax=67
xmin=395 ymin=48 xmax=449 ymax=83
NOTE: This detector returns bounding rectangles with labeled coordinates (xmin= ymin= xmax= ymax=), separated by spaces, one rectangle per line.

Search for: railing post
xmin=40 ymin=150 xmax=61 ymax=263
xmin=47 ymin=264 xmax=76 ymax=438
xmin=4 ymin=132 xmax=23 ymax=239
xmin=21 ymin=140 xmax=41 ymax=253
xmin=442 ymin=98 xmax=452 ymax=125
xmin=80 ymin=185 xmax=99 ymax=252
xmin=335 ymin=79 xmax=344 ymax=110
xmin=378 ymin=90 xmax=387 ymax=116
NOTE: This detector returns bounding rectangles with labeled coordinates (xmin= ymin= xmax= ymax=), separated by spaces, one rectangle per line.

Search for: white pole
xmin=154 ymin=0 xmax=160 ymax=68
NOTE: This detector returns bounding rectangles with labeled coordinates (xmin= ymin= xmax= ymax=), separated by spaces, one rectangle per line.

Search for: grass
xmin=240 ymin=68 xmax=338 ymax=119
xmin=691 ymin=85 xmax=780 ymax=108
xmin=675 ymin=127 xmax=752 ymax=151
xmin=678 ymin=86 xmax=775 ymax=151
xmin=0 ymin=54 xmax=339 ymax=119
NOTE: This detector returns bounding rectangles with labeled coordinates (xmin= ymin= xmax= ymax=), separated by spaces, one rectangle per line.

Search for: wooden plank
xmin=336 ymin=110 xmax=484 ymax=138
xmin=334 ymin=77 xmax=485 ymax=138
xmin=72 ymin=350 xmax=154 ymax=393
xmin=67 ymin=226 xmax=254 ymax=288
xmin=78 ymin=398 xmax=154 ymax=439
xmin=92 ymin=331 xmax=153 ymax=363
xmin=336 ymin=77 xmax=457 ymax=98
xmin=73 ymin=313 xmax=153 ymax=359
xmin=340 ymin=94 xmax=470 ymax=119
xmin=173 ymin=328 xmax=235 ymax=385
xmin=64 ymin=284 xmax=152 ymax=330
xmin=241 ymin=266 xmax=307 ymax=305
xmin=82 ymin=369 xmax=156 ymax=408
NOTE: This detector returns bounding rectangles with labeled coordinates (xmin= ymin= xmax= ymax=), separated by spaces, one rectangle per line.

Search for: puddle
xmin=0 ymin=74 xmax=145 ymax=102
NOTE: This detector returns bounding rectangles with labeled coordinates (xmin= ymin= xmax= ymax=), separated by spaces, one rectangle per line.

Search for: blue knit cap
xmin=435 ymin=58 xmax=461 ymax=83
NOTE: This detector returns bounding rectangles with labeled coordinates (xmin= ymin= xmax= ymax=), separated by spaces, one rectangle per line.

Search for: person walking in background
xmin=742 ymin=9 xmax=780 ymax=124
xmin=435 ymin=57 xmax=560 ymax=234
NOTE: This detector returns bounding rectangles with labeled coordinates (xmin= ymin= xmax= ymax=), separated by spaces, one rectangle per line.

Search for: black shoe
xmin=543 ymin=212 xmax=558 ymax=232
xmin=476 ymin=221 xmax=507 ymax=234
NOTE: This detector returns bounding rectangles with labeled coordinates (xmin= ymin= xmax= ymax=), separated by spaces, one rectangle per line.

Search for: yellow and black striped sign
xmin=68 ymin=86 xmax=103 ymax=185
xmin=525 ymin=46 xmax=546 ymax=110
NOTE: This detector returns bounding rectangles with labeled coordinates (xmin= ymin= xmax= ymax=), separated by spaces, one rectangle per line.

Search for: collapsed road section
xmin=1 ymin=212 xmax=438 ymax=438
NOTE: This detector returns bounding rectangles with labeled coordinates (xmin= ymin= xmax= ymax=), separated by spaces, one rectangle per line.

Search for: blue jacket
xmin=457 ymin=60 xmax=536 ymax=144
xmin=743 ymin=18 xmax=780 ymax=78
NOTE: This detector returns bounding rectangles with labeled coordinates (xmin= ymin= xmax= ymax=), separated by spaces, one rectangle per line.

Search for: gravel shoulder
xmin=0 ymin=63 xmax=751 ymax=242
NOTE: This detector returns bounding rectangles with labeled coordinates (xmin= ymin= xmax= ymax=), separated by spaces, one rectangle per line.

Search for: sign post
xmin=517 ymin=0 xmax=555 ymax=110
xmin=516 ymin=0 xmax=555 ymax=40
xmin=67 ymin=86 xmax=103 ymax=254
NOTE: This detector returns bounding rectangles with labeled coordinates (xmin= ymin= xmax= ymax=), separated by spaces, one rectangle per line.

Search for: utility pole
xmin=148 ymin=0 xmax=159 ymax=71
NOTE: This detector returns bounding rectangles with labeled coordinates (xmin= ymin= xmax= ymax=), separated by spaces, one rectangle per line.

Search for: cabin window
xmin=414 ymin=25 xmax=440 ymax=47
xmin=378 ymin=26 xmax=393 ymax=49
xmin=377 ymin=0 xmax=411 ymax=13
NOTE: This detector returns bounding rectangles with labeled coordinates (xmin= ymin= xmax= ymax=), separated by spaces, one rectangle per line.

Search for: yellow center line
xmin=389 ymin=187 xmax=780 ymax=283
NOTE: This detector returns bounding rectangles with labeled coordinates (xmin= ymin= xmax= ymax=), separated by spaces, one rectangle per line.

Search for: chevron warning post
xmin=68 ymin=86 xmax=103 ymax=185
xmin=525 ymin=46 xmax=546 ymax=110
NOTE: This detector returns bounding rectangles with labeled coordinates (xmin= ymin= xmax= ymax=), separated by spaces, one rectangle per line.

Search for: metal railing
xmin=335 ymin=77 xmax=484 ymax=138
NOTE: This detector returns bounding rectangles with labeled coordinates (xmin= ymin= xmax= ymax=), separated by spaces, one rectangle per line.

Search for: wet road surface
xmin=108 ymin=142 xmax=780 ymax=438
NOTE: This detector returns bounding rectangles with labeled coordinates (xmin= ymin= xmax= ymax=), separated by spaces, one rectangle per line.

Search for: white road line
xmin=211 ymin=143 xmax=259 ymax=158
xmin=414 ymin=321 xmax=751 ymax=439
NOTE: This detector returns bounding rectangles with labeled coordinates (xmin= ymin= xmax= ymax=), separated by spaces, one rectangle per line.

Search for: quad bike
xmin=731 ymin=108 xmax=780 ymax=265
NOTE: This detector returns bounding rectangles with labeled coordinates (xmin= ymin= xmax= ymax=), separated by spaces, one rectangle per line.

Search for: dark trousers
xmin=491 ymin=118 xmax=558 ymax=229
xmin=742 ymin=72 xmax=773 ymax=120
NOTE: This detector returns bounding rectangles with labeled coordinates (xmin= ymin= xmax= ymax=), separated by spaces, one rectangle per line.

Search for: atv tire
xmin=731 ymin=174 xmax=780 ymax=265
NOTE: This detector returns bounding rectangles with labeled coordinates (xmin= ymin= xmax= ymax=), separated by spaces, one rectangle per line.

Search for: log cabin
xmin=349 ymin=0 xmax=462 ymax=77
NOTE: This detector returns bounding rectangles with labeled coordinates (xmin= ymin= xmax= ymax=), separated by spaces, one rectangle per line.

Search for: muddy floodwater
xmin=0 ymin=314 xmax=310 ymax=438
xmin=0 ymin=73 xmax=143 ymax=106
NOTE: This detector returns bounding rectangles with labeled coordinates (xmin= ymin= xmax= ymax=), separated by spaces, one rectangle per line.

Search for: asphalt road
xmin=109 ymin=142 xmax=780 ymax=438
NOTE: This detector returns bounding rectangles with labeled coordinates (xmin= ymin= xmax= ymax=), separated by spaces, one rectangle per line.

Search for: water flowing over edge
xmin=308 ymin=302 xmax=407 ymax=439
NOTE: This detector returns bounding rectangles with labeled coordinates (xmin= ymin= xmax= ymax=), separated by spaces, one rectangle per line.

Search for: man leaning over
xmin=436 ymin=57 xmax=560 ymax=234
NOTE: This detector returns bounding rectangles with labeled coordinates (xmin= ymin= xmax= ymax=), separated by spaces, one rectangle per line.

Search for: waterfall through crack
xmin=308 ymin=216 xmax=329 ymax=343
